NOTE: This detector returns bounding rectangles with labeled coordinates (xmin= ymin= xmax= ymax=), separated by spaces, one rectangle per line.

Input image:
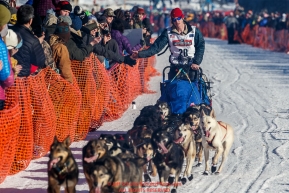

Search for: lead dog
xmin=200 ymin=110 xmax=234 ymax=175
xmin=48 ymin=136 xmax=79 ymax=193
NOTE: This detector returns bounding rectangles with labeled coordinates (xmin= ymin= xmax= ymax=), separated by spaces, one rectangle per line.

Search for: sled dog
xmin=200 ymin=110 xmax=234 ymax=175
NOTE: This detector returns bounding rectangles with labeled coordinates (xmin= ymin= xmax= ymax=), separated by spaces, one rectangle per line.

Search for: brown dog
xmin=88 ymin=155 xmax=147 ymax=193
xmin=47 ymin=136 xmax=78 ymax=193
xmin=82 ymin=139 xmax=108 ymax=191
xmin=174 ymin=121 xmax=195 ymax=181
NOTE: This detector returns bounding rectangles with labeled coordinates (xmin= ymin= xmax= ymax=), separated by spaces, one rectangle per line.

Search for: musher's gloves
xmin=124 ymin=55 xmax=136 ymax=67
xmin=140 ymin=39 xmax=145 ymax=46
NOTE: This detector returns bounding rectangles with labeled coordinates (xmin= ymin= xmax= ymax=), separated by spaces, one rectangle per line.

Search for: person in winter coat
xmin=32 ymin=0 xmax=60 ymax=21
xmin=5 ymin=29 xmax=23 ymax=78
xmin=224 ymin=12 xmax=239 ymax=44
xmin=111 ymin=18 xmax=143 ymax=55
xmin=81 ymin=19 xmax=137 ymax=67
xmin=131 ymin=8 xmax=205 ymax=81
xmin=43 ymin=9 xmax=58 ymax=41
xmin=0 ymin=4 xmax=14 ymax=110
xmin=63 ymin=14 xmax=95 ymax=62
xmin=10 ymin=4 xmax=46 ymax=77
xmin=49 ymin=22 xmax=73 ymax=83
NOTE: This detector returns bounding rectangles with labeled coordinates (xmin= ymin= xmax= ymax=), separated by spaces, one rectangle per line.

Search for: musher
xmin=132 ymin=7 xmax=205 ymax=81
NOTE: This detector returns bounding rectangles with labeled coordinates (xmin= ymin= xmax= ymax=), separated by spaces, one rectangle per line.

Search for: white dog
xmin=200 ymin=110 xmax=234 ymax=175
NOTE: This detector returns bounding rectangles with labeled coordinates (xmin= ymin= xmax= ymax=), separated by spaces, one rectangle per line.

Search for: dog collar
xmin=53 ymin=160 xmax=70 ymax=180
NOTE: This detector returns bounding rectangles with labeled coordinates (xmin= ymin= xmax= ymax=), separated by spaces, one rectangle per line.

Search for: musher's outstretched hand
xmin=191 ymin=64 xmax=199 ymax=70
xmin=131 ymin=51 xmax=139 ymax=60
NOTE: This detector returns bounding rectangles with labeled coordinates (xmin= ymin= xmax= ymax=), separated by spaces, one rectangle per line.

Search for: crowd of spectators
xmin=151 ymin=4 xmax=288 ymax=44
xmin=0 ymin=0 xmax=155 ymax=111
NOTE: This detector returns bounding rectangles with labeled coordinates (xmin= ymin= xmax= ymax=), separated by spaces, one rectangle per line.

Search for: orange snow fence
xmin=0 ymin=45 xmax=159 ymax=183
xmin=44 ymin=68 xmax=81 ymax=143
xmin=8 ymin=78 xmax=33 ymax=175
xmin=0 ymin=85 xmax=20 ymax=183
xmin=200 ymin=22 xmax=289 ymax=54
xmin=71 ymin=56 xmax=97 ymax=141
xmin=28 ymin=69 xmax=57 ymax=159
xmin=90 ymin=55 xmax=110 ymax=128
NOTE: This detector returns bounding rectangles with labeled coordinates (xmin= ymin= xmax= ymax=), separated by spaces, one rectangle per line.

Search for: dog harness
xmin=207 ymin=121 xmax=227 ymax=147
xmin=167 ymin=26 xmax=196 ymax=65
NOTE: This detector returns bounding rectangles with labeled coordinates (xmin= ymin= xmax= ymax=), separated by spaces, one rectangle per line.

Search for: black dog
xmin=151 ymin=128 xmax=185 ymax=193
xmin=133 ymin=105 xmax=163 ymax=130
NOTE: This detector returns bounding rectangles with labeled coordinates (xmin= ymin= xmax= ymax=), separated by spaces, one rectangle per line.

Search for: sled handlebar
xmin=162 ymin=66 xmax=203 ymax=82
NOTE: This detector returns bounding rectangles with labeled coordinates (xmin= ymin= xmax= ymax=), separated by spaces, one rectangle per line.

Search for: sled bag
xmin=160 ymin=79 xmax=203 ymax=114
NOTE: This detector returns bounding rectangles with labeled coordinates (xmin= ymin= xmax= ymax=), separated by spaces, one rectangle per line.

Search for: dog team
xmin=47 ymin=101 xmax=234 ymax=193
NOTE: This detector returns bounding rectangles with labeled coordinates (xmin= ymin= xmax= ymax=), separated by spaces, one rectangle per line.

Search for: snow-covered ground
xmin=1 ymin=37 xmax=289 ymax=192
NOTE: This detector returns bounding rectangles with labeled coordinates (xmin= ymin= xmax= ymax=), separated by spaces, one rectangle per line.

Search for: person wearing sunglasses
xmin=131 ymin=7 xmax=205 ymax=81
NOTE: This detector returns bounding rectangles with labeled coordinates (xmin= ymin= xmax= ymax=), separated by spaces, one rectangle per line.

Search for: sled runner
xmin=159 ymin=66 xmax=212 ymax=114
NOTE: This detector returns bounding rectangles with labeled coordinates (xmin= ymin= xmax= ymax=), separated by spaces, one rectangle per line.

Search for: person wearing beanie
xmin=74 ymin=5 xmax=83 ymax=16
xmin=70 ymin=13 xmax=82 ymax=34
xmin=49 ymin=21 xmax=73 ymax=83
xmin=132 ymin=7 xmax=205 ymax=81
xmin=30 ymin=14 xmax=55 ymax=70
xmin=73 ymin=5 xmax=89 ymax=25
xmin=4 ymin=29 xmax=23 ymax=78
xmin=0 ymin=4 xmax=11 ymax=35
xmin=10 ymin=4 xmax=46 ymax=77
xmin=55 ymin=0 xmax=72 ymax=16
xmin=133 ymin=7 xmax=145 ymax=29
xmin=44 ymin=9 xmax=58 ymax=41
xmin=58 ymin=15 xmax=72 ymax=26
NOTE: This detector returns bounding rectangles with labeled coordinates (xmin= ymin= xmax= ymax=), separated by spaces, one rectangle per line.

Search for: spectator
xmin=142 ymin=16 xmax=153 ymax=46
xmin=74 ymin=5 xmax=89 ymax=26
xmin=111 ymin=18 xmax=143 ymax=55
xmin=133 ymin=7 xmax=151 ymax=46
xmin=81 ymin=19 xmax=137 ymax=67
xmin=44 ymin=9 xmax=58 ymax=41
xmin=102 ymin=8 xmax=115 ymax=30
xmin=60 ymin=14 xmax=95 ymax=61
xmin=31 ymin=15 xmax=55 ymax=69
xmin=224 ymin=12 xmax=239 ymax=44
xmin=55 ymin=0 xmax=72 ymax=16
xmin=10 ymin=4 xmax=46 ymax=77
xmin=114 ymin=9 xmax=126 ymax=21
xmin=133 ymin=7 xmax=145 ymax=29
xmin=0 ymin=4 xmax=14 ymax=110
xmin=32 ymin=0 xmax=60 ymax=21
xmin=5 ymin=29 xmax=23 ymax=78
xmin=49 ymin=22 xmax=73 ymax=83
xmin=70 ymin=13 xmax=83 ymax=36
xmin=98 ymin=16 xmax=119 ymax=68
xmin=8 ymin=7 xmax=17 ymax=26
xmin=124 ymin=10 xmax=133 ymax=29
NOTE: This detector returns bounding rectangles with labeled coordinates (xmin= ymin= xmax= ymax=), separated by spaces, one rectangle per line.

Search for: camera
xmin=95 ymin=31 xmax=100 ymax=37
xmin=81 ymin=23 xmax=98 ymax=34
xmin=102 ymin=29 xmax=110 ymax=36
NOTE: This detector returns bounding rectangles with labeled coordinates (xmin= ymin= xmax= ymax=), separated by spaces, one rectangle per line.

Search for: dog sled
xmin=159 ymin=66 xmax=213 ymax=115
